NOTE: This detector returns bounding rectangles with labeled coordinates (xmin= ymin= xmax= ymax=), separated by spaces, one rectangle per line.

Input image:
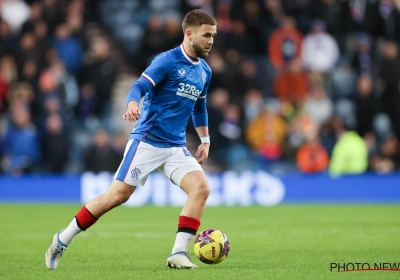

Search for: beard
xmin=192 ymin=41 xmax=209 ymax=59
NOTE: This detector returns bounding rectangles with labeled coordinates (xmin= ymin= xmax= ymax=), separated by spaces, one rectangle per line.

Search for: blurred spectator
xmin=42 ymin=0 xmax=62 ymax=35
xmin=378 ymin=0 xmax=400 ymax=41
xmin=282 ymin=0 xmax=313 ymax=34
xmin=388 ymin=83 xmax=400 ymax=139
xmin=140 ymin=14 xmax=168 ymax=66
xmin=33 ymin=21 xmax=50 ymax=55
xmin=311 ymin=0 xmax=342 ymax=42
xmin=363 ymin=131 xmax=378 ymax=159
xmin=302 ymin=19 xmax=339 ymax=73
xmin=339 ymin=0 xmax=382 ymax=36
xmin=36 ymin=69 xmax=62 ymax=113
xmin=304 ymin=82 xmax=334 ymax=127
xmin=15 ymin=32 xmax=45 ymax=75
xmin=164 ymin=15 xmax=182 ymax=50
xmin=111 ymin=130 xmax=128 ymax=158
xmin=52 ymin=23 xmax=83 ymax=74
xmin=1 ymin=0 xmax=400 ymax=174
xmin=21 ymin=1 xmax=43 ymax=34
xmin=181 ymin=0 xmax=213 ymax=15
xmin=49 ymin=59 xmax=79 ymax=118
xmin=243 ymin=88 xmax=264 ymax=124
xmin=378 ymin=40 xmax=400 ymax=127
xmin=224 ymin=19 xmax=255 ymax=55
xmin=6 ymin=82 xmax=34 ymax=109
xmin=206 ymin=88 xmax=230 ymax=165
xmin=335 ymin=98 xmax=356 ymax=129
xmin=213 ymin=0 xmax=232 ymax=35
xmin=0 ymin=0 xmax=30 ymax=34
xmin=331 ymin=59 xmax=357 ymax=100
xmin=231 ymin=0 xmax=266 ymax=54
xmin=262 ymin=0 xmax=285 ymax=43
xmin=329 ymin=128 xmax=368 ymax=176
xmin=218 ymin=103 xmax=251 ymax=170
xmin=274 ymin=59 xmax=309 ymax=102
xmin=351 ymin=33 xmax=372 ymax=77
xmin=75 ymin=83 xmax=96 ymax=123
xmin=84 ymin=129 xmax=121 ymax=173
xmin=218 ymin=49 xmax=244 ymax=99
xmin=206 ymin=51 xmax=231 ymax=93
xmin=355 ymin=76 xmax=378 ymax=137
xmin=41 ymin=112 xmax=68 ymax=173
xmin=20 ymin=59 xmax=39 ymax=93
xmin=219 ymin=104 xmax=243 ymax=144
xmin=1 ymin=107 xmax=40 ymax=175
xmin=237 ymin=58 xmax=261 ymax=99
xmin=373 ymin=113 xmax=393 ymax=142
xmin=0 ymin=55 xmax=17 ymax=85
xmin=268 ymin=16 xmax=303 ymax=71
xmin=246 ymin=104 xmax=287 ymax=162
xmin=296 ymin=131 xmax=329 ymax=173
xmin=370 ymin=135 xmax=400 ymax=173
xmin=319 ymin=115 xmax=345 ymax=156
xmin=0 ymin=74 xmax=7 ymax=114
xmin=80 ymin=39 xmax=116 ymax=119
xmin=0 ymin=20 xmax=16 ymax=57
xmin=65 ymin=7 xmax=87 ymax=50
xmin=287 ymin=110 xmax=317 ymax=148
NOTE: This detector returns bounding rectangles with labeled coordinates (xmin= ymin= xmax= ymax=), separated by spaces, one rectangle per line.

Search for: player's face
xmin=192 ymin=24 xmax=217 ymax=58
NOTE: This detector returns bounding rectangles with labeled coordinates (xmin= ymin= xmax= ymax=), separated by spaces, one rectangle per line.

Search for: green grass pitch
xmin=0 ymin=204 xmax=399 ymax=280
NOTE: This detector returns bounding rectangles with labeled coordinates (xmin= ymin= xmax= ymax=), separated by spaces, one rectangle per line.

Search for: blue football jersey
xmin=130 ymin=45 xmax=212 ymax=147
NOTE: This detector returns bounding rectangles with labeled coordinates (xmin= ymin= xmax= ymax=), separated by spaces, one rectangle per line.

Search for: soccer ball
xmin=193 ymin=228 xmax=230 ymax=264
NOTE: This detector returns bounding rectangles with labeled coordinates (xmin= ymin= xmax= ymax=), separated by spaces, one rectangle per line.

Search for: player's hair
xmin=182 ymin=9 xmax=216 ymax=33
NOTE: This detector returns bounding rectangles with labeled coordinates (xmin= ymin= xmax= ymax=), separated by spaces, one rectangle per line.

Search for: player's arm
xmin=192 ymin=97 xmax=210 ymax=164
xmin=123 ymin=53 xmax=170 ymax=122
xmin=123 ymin=77 xmax=152 ymax=122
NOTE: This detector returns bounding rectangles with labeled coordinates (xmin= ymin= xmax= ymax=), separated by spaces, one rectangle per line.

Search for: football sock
xmin=171 ymin=215 xmax=200 ymax=254
xmin=58 ymin=218 xmax=82 ymax=245
xmin=59 ymin=206 xmax=98 ymax=245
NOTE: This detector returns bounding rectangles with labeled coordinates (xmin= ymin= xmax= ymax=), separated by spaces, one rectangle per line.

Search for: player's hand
xmin=195 ymin=143 xmax=209 ymax=164
xmin=123 ymin=101 xmax=140 ymax=122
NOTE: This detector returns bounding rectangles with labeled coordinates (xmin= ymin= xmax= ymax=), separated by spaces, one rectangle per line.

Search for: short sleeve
xmin=141 ymin=52 xmax=171 ymax=86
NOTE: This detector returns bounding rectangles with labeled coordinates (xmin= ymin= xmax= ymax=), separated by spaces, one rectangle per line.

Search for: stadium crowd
xmin=1 ymin=0 xmax=400 ymax=176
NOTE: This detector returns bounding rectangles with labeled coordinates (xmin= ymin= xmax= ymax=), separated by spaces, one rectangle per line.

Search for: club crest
xmin=131 ymin=167 xmax=141 ymax=180
xmin=202 ymin=72 xmax=207 ymax=84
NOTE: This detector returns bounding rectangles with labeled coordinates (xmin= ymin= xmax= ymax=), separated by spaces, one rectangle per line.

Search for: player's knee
xmin=109 ymin=189 xmax=132 ymax=206
xmin=194 ymin=181 xmax=210 ymax=201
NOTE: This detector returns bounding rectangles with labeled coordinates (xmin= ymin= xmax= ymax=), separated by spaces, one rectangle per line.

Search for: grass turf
xmin=0 ymin=205 xmax=399 ymax=280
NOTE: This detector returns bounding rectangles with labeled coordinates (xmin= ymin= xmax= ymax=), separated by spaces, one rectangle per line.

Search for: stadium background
xmin=0 ymin=1 xmax=399 ymax=279
xmin=1 ymin=0 xmax=400 ymax=176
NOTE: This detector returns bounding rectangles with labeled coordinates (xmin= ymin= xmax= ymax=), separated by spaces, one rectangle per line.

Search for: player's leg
xmin=178 ymin=170 xmax=209 ymax=219
xmin=60 ymin=180 xmax=136 ymax=243
xmin=45 ymin=140 xmax=164 ymax=270
xmin=45 ymin=180 xmax=136 ymax=270
xmin=166 ymin=166 xmax=210 ymax=269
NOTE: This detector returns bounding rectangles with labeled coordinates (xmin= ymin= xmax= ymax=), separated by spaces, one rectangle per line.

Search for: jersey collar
xmin=180 ymin=44 xmax=200 ymax=65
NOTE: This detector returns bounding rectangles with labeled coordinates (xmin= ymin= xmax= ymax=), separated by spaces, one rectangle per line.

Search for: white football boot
xmin=45 ymin=233 xmax=68 ymax=270
xmin=166 ymin=251 xmax=199 ymax=269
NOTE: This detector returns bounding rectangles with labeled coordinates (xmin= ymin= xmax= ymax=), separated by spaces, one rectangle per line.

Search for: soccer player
xmin=45 ymin=9 xmax=217 ymax=270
